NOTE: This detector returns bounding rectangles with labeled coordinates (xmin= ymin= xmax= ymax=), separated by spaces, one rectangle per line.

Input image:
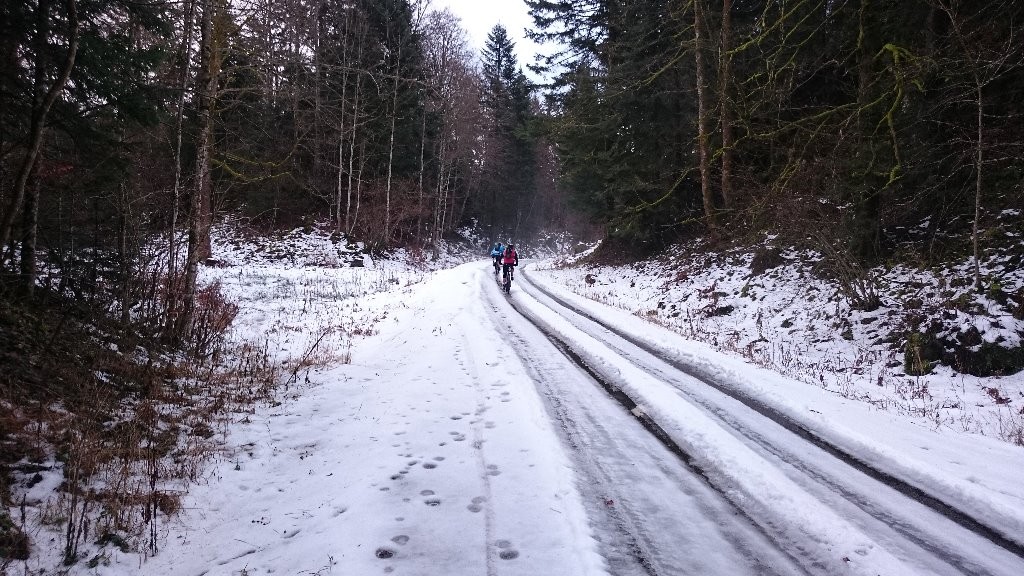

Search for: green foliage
xmin=527 ymin=0 xmax=1024 ymax=260
xmin=475 ymin=24 xmax=542 ymax=241
xmin=904 ymin=332 xmax=937 ymax=375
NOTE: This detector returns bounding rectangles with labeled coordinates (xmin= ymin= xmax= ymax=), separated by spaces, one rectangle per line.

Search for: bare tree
xmin=936 ymin=0 xmax=1022 ymax=292
xmin=694 ymin=0 xmax=716 ymax=229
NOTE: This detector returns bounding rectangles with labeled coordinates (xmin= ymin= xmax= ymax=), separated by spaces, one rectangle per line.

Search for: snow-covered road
xmin=513 ymin=265 xmax=1024 ymax=576
xmin=483 ymin=269 xmax=804 ymax=575
xmin=101 ymin=260 xmax=1024 ymax=576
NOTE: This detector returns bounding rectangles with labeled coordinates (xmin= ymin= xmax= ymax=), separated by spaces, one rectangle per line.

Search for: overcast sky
xmin=428 ymin=0 xmax=545 ymax=68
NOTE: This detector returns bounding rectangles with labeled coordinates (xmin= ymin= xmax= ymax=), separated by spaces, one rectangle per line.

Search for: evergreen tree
xmin=477 ymin=25 xmax=538 ymax=241
xmin=0 ymin=0 xmax=169 ymax=294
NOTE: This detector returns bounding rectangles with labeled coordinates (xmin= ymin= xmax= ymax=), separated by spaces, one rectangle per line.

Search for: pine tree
xmin=477 ymin=25 xmax=538 ymax=241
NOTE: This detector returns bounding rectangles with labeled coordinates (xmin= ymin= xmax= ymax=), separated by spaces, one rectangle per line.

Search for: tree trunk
xmin=432 ymin=139 xmax=448 ymax=249
xmin=852 ymin=0 xmax=882 ymax=262
xmin=385 ymin=52 xmax=402 ymax=246
xmin=353 ymin=140 xmax=367 ymax=234
xmin=346 ymin=70 xmax=363 ymax=234
xmin=19 ymin=168 xmax=40 ymax=296
xmin=179 ymin=0 xmax=217 ymax=340
xmin=719 ymin=0 xmax=733 ymax=211
xmin=118 ymin=181 xmax=131 ymax=326
xmin=416 ymin=106 xmax=427 ymax=245
xmin=166 ymin=0 xmax=196 ymax=336
xmin=972 ymin=84 xmax=983 ymax=291
xmin=694 ymin=0 xmax=715 ymax=228
xmin=335 ymin=7 xmax=354 ymax=233
xmin=194 ymin=0 xmax=217 ymax=262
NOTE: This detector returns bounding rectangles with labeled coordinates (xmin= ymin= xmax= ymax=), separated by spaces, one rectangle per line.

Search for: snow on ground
xmin=530 ymin=239 xmax=1024 ymax=446
xmin=35 ymin=229 xmax=604 ymax=574
xmin=117 ymin=262 xmax=604 ymax=576
xmin=12 ymin=226 xmax=1024 ymax=575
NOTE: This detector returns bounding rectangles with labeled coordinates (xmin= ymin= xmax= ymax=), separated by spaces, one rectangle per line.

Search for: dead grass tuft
xmin=0 ymin=281 xmax=286 ymax=567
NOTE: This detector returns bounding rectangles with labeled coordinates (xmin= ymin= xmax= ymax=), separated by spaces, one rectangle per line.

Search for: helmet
xmin=508 ymin=244 xmax=515 ymax=249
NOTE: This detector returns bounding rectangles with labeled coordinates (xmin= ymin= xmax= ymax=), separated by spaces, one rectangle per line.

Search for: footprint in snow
xmin=424 ymin=498 xmax=441 ymax=506
xmin=495 ymin=540 xmax=520 ymax=560
xmin=423 ymin=462 xmax=437 ymax=469
xmin=420 ymin=489 xmax=435 ymax=496
xmin=375 ymin=547 xmax=395 ymax=559
xmin=391 ymin=535 xmax=410 ymax=546
xmin=486 ymin=464 xmax=501 ymax=476
xmin=467 ymin=496 xmax=486 ymax=513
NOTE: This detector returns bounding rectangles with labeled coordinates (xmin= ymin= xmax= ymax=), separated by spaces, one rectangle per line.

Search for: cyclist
xmin=489 ymin=242 xmax=504 ymax=274
xmin=501 ymin=243 xmax=519 ymax=286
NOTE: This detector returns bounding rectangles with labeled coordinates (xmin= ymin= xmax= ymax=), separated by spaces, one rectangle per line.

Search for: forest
xmin=2 ymin=0 xmax=1022 ymax=328
xmin=1 ymin=0 xmax=1022 ymax=565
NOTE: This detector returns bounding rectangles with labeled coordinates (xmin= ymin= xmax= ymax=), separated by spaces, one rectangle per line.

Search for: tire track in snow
xmin=484 ymin=270 xmax=807 ymax=576
xmin=516 ymin=267 xmax=1024 ymax=570
xmin=484 ymin=288 xmax=662 ymax=576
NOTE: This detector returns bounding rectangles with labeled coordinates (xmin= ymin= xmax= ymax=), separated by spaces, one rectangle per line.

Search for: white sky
xmin=428 ymin=0 xmax=546 ymax=69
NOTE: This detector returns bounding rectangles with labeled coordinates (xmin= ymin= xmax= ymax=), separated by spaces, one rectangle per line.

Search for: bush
xmin=0 ymin=511 xmax=29 ymax=560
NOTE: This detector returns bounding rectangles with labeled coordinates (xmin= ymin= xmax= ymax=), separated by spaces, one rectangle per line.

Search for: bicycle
xmin=493 ymin=257 xmax=501 ymax=276
xmin=501 ymin=265 xmax=513 ymax=293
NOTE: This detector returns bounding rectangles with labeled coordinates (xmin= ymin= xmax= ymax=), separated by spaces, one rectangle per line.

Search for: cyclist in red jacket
xmin=501 ymin=243 xmax=519 ymax=283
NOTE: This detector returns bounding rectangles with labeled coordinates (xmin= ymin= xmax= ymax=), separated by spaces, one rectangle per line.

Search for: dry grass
xmin=0 ymin=281 xmax=292 ymax=569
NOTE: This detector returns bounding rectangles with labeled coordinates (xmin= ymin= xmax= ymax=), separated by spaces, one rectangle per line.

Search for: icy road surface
xmin=119 ymin=261 xmax=1024 ymax=576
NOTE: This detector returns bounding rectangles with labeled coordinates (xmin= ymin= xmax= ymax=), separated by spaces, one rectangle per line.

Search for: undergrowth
xmin=0 ymin=280 xmax=312 ymax=570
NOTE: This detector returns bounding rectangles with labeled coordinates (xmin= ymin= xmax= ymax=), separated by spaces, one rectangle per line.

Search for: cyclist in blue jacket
xmin=489 ymin=242 xmax=504 ymax=273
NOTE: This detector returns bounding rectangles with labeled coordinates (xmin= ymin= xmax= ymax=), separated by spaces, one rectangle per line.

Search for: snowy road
xmin=121 ymin=260 xmax=1024 ymax=576
xmin=509 ymin=264 xmax=1024 ymax=576
xmin=482 ymin=270 xmax=806 ymax=575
